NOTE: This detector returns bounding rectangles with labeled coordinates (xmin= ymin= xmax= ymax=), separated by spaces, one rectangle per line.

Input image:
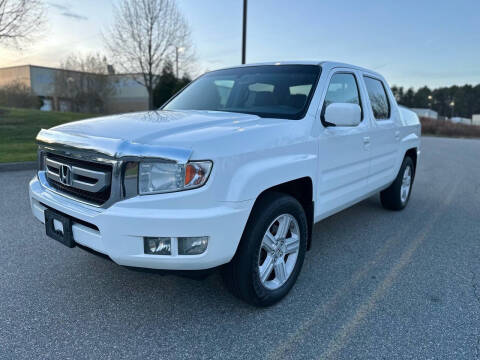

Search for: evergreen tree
xmin=153 ymin=61 xmax=191 ymax=108
xmin=393 ymin=83 xmax=480 ymax=118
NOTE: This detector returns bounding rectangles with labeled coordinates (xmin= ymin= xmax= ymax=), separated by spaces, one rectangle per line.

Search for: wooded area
xmin=392 ymin=84 xmax=480 ymax=118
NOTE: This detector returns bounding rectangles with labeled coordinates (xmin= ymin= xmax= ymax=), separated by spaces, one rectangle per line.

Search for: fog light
xmin=178 ymin=236 xmax=208 ymax=255
xmin=144 ymin=237 xmax=171 ymax=255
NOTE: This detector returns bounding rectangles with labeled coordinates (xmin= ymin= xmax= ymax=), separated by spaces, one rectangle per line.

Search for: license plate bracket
xmin=45 ymin=209 xmax=75 ymax=248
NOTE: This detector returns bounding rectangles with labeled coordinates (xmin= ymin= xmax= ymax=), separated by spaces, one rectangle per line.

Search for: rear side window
xmin=363 ymin=76 xmax=390 ymax=120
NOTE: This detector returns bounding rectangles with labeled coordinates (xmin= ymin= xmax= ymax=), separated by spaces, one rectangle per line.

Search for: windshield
xmin=162 ymin=65 xmax=321 ymax=120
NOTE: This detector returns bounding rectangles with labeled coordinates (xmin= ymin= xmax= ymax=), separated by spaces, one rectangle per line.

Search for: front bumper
xmin=29 ymin=175 xmax=253 ymax=270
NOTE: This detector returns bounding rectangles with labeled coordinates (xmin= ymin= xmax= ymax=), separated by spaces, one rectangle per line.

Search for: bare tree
xmin=104 ymin=0 xmax=193 ymax=110
xmin=62 ymin=53 xmax=110 ymax=75
xmin=0 ymin=80 xmax=41 ymax=108
xmin=0 ymin=0 xmax=45 ymax=48
xmin=53 ymin=53 xmax=115 ymax=113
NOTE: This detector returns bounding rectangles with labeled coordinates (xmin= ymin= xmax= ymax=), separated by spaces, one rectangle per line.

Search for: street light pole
xmin=242 ymin=0 xmax=247 ymax=64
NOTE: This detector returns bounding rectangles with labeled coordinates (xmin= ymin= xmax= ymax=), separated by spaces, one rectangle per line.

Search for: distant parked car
xmin=30 ymin=61 xmax=421 ymax=306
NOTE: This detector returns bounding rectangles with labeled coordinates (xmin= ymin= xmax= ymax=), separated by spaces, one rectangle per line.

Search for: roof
xmin=214 ymin=60 xmax=384 ymax=78
xmin=0 ymin=64 xmax=31 ymax=70
xmin=0 ymin=64 xmax=106 ymax=77
xmin=0 ymin=64 xmax=141 ymax=77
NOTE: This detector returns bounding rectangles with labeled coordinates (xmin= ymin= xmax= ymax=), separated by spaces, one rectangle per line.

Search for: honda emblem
xmin=59 ymin=164 xmax=72 ymax=186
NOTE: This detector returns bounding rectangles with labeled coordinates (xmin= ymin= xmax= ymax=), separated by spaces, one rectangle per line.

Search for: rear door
xmin=315 ymin=69 xmax=372 ymax=219
xmin=361 ymin=75 xmax=401 ymax=192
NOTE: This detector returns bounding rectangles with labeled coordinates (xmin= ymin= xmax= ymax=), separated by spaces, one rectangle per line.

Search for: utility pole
xmin=175 ymin=46 xmax=179 ymax=78
xmin=175 ymin=47 xmax=184 ymax=78
xmin=242 ymin=0 xmax=247 ymax=64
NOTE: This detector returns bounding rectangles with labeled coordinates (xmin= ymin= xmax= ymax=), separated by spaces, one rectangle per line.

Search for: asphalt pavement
xmin=1 ymin=136 xmax=479 ymax=359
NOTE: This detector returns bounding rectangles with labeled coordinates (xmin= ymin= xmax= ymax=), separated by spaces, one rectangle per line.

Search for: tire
xmin=222 ymin=192 xmax=308 ymax=307
xmin=380 ymin=156 xmax=415 ymax=211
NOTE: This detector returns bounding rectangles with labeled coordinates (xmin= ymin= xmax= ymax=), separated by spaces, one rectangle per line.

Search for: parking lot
xmin=1 ymin=136 xmax=479 ymax=359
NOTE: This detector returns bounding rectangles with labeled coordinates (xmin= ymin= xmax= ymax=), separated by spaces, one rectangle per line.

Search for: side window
xmin=323 ymin=73 xmax=362 ymax=119
xmin=363 ymin=76 xmax=390 ymax=120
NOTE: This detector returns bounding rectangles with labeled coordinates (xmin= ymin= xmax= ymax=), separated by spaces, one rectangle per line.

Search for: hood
xmin=45 ymin=110 xmax=307 ymax=160
xmin=52 ymin=110 xmax=262 ymax=145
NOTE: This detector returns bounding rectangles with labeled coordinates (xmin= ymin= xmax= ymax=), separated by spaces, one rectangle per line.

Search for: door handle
xmin=395 ymin=131 xmax=400 ymax=140
xmin=363 ymin=136 xmax=371 ymax=150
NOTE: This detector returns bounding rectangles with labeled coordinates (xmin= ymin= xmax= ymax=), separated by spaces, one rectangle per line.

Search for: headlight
xmin=138 ymin=160 xmax=212 ymax=194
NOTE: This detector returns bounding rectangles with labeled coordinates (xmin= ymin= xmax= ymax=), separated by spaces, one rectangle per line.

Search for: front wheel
xmin=222 ymin=192 xmax=308 ymax=307
xmin=380 ymin=156 xmax=415 ymax=210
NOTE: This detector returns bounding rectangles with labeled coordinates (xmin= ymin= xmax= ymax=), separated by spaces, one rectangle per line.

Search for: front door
xmin=315 ymin=70 xmax=372 ymax=220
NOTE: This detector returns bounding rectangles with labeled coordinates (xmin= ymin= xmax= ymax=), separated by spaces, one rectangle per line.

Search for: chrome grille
xmin=44 ymin=153 xmax=113 ymax=206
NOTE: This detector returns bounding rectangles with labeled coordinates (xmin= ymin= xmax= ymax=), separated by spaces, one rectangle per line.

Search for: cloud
xmin=61 ymin=12 xmax=88 ymax=21
xmin=372 ymin=62 xmax=392 ymax=71
xmin=47 ymin=1 xmax=88 ymax=21
xmin=47 ymin=2 xmax=69 ymax=11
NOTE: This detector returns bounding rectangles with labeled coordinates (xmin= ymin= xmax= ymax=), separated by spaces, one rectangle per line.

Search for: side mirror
xmin=324 ymin=103 xmax=361 ymax=127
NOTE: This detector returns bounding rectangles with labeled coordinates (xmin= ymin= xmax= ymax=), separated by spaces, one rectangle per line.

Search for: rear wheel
xmin=380 ymin=156 xmax=415 ymax=210
xmin=222 ymin=192 xmax=307 ymax=307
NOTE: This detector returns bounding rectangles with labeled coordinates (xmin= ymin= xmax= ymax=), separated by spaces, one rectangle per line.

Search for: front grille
xmin=45 ymin=153 xmax=112 ymax=206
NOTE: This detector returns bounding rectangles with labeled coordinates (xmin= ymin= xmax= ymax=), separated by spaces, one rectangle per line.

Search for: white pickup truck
xmin=30 ymin=61 xmax=420 ymax=306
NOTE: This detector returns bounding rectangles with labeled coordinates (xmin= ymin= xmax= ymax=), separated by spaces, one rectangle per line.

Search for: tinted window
xmin=364 ymin=76 xmax=390 ymax=119
xmin=214 ymin=80 xmax=234 ymax=107
xmin=290 ymin=84 xmax=312 ymax=96
xmin=163 ymin=65 xmax=321 ymax=120
xmin=321 ymin=73 xmax=362 ymax=125
xmin=323 ymin=73 xmax=361 ymax=109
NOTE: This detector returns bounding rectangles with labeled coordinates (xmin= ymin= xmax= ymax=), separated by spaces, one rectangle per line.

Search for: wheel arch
xmin=405 ymin=147 xmax=418 ymax=175
xmin=246 ymin=177 xmax=314 ymax=251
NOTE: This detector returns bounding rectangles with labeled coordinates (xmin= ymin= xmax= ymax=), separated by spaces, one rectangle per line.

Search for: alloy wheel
xmin=258 ymin=214 xmax=300 ymax=290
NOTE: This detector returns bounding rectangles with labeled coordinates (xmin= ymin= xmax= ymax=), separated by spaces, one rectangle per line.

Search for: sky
xmin=1 ymin=0 xmax=479 ymax=89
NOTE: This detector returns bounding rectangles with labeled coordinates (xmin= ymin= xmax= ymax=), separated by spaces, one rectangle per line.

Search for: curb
xmin=0 ymin=161 xmax=37 ymax=172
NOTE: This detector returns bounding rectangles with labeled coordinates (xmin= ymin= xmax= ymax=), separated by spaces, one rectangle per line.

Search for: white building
xmin=411 ymin=108 xmax=438 ymax=119
xmin=0 ymin=65 xmax=148 ymax=114
xmin=472 ymin=114 xmax=480 ymax=126
xmin=451 ymin=117 xmax=472 ymax=125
